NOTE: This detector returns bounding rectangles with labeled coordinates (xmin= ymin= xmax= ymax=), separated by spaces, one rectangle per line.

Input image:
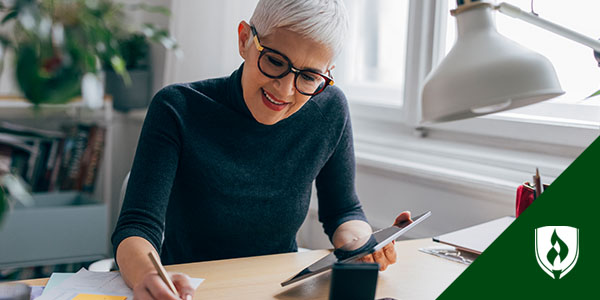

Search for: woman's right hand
xmin=133 ymin=272 xmax=195 ymax=300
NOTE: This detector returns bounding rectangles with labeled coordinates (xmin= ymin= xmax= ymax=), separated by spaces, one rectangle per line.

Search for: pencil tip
xmin=536 ymin=168 xmax=540 ymax=176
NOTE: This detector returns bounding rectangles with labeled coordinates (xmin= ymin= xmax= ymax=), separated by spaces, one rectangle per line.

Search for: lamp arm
xmin=496 ymin=2 xmax=600 ymax=53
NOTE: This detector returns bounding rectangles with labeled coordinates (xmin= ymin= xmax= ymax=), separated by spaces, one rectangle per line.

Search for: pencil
xmin=148 ymin=251 xmax=180 ymax=297
xmin=533 ymin=168 xmax=542 ymax=199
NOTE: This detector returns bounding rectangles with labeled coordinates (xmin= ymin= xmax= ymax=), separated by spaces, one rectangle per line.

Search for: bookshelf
xmin=0 ymin=97 xmax=114 ymax=268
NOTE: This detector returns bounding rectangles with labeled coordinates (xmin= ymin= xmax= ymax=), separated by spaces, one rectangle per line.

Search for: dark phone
xmin=329 ymin=262 xmax=379 ymax=300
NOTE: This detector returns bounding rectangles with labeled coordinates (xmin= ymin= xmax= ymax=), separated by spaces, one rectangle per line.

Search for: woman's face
xmin=238 ymin=21 xmax=333 ymax=125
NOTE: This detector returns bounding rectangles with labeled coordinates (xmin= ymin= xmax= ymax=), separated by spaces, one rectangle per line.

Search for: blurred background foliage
xmin=0 ymin=0 xmax=176 ymax=105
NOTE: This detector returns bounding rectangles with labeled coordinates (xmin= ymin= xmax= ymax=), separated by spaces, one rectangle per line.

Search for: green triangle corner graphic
xmin=438 ymin=136 xmax=600 ymax=299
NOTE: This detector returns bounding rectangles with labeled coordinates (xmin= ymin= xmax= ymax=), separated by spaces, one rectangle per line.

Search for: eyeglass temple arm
xmin=253 ymin=36 xmax=264 ymax=52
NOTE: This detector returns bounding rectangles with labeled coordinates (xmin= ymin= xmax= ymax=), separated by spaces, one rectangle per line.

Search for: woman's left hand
xmin=357 ymin=211 xmax=412 ymax=271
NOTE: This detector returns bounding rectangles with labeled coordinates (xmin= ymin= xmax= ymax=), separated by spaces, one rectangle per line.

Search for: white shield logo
xmin=535 ymin=226 xmax=579 ymax=279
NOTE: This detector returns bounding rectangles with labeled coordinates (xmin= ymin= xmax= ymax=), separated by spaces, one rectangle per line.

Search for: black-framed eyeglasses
xmin=250 ymin=25 xmax=334 ymax=96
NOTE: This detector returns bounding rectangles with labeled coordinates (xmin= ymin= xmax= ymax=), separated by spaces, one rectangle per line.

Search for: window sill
xmin=348 ymin=98 xmax=599 ymax=149
xmin=348 ymin=100 xmax=589 ymax=205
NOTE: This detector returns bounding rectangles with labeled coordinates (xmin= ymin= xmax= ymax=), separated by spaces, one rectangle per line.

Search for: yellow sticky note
xmin=71 ymin=294 xmax=127 ymax=300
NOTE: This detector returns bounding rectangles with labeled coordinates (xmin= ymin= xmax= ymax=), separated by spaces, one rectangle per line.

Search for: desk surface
xmin=20 ymin=238 xmax=467 ymax=299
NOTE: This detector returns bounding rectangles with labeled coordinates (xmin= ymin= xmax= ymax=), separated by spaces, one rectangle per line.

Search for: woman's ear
xmin=238 ymin=21 xmax=252 ymax=59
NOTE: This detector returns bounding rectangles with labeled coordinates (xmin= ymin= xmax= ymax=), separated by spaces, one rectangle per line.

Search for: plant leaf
xmin=132 ymin=3 xmax=171 ymax=16
xmin=110 ymin=55 xmax=131 ymax=86
xmin=142 ymin=24 xmax=178 ymax=50
xmin=1 ymin=10 xmax=17 ymax=24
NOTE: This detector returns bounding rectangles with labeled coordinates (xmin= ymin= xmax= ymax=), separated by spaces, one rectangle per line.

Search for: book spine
xmin=56 ymin=125 xmax=78 ymax=191
xmin=31 ymin=139 xmax=54 ymax=192
xmin=81 ymin=126 xmax=106 ymax=193
xmin=59 ymin=125 xmax=90 ymax=191
xmin=34 ymin=137 xmax=62 ymax=192
xmin=47 ymin=138 xmax=65 ymax=192
xmin=25 ymin=140 xmax=40 ymax=183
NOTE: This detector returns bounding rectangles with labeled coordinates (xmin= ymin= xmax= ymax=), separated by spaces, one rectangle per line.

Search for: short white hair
xmin=249 ymin=0 xmax=348 ymax=61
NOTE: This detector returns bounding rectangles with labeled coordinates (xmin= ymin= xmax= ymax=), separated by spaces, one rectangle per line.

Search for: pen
xmin=148 ymin=251 xmax=180 ymax=297
xmin=533 ymin=168 xmax=542 ymax=199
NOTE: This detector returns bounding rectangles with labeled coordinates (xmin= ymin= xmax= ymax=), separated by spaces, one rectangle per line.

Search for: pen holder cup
xmin=329 ymin=263 xmax=378 ymax=300
xmin=515 ymin=183 xmax=534 ymax=218
xmin=516 ymin=182 xmax=548 ymax=217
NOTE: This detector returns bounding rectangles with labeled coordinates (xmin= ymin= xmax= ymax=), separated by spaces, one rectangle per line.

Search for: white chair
xmin=89 ymin=172 xmax=130 ymax=272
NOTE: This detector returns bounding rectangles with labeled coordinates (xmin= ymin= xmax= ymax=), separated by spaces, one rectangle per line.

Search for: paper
xmin=43 ymin=273 xmax=75 ymax=294
xmin=433 ymin=216 xmax=515 ymax=254
xmin=36 ymin=268 xmax=204 ymax=300
xmin=71 ymin=294 xmax=126 ymax=300
xmin=419 ymin=245 xmax=476 ymax=265
xmin=30 ymin=286 xmax=45 ymax=300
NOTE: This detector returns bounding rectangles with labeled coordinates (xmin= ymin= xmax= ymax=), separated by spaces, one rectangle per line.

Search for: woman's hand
xmin=133 ymin=272 xmax=195 ymax=300
xmin=357 ymin=211 xmax=412 ymax=271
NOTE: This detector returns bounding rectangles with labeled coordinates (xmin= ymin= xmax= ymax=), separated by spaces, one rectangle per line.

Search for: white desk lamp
xmin=421 ymin=0 xmax=600 ymax=124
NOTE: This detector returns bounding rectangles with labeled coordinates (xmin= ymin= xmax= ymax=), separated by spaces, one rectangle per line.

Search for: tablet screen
xmin=281 ymin=211 xmax=431 ymax=286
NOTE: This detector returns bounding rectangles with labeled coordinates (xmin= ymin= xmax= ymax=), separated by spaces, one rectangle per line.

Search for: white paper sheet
xmin=433 ymin=216 xmax=515 ymax=254
xmin=36 ymin=268 xmax=204 ymax=300
xmin=42 ymin=273 xmax=75 ymax=295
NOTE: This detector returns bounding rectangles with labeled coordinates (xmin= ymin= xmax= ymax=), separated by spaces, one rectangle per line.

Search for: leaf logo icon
xmin=547 ymin=229 xmax=569 ymax=266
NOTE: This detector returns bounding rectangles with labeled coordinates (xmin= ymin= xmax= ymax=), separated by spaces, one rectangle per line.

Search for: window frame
xmin=344 ymin=0 xmax=598 ymax=150
xmin=343 ymin=0 xmax=597 ymax=195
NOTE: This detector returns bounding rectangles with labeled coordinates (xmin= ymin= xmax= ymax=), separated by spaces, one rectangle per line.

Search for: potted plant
xmin=105 ymin=33 xmax=151 ymax=111
xmin=0 ymin=0 xmax=177 ymax=107
xmin=105 ymin=4 xmax=179 ymax=111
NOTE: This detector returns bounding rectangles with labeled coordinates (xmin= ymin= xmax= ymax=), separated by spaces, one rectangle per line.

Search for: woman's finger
xmin=133 ymin=283 xmax=153 ymax=300
xmin=145 ymin=274 xmax=180 ymax=300
xmin=171 ymin=273 xmax=195 ymax=300
xmin=371 ymin=249 xmax=388 ymax=271
xmin=393 ymin=211 xmax=413 ymax=227
xmin=359 ymin=253 xmax=375 ymax=263
xmin=382 ymin=243 xmax=397 ymax=265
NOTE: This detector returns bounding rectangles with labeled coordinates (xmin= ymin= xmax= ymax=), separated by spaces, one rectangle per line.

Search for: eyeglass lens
xmin=259 ymin=51 xmax=326 ymax=95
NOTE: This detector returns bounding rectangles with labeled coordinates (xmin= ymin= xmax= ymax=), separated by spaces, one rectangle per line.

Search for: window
xmin=334 ymin=0 xmax=596 ymax=149
xmin=336 ymin=0 xmax=410 ymax=107
xmin=343 ymin=0 xmax=595 ymax=187
xmin=443 ymin=0 xmax=600 ymax=127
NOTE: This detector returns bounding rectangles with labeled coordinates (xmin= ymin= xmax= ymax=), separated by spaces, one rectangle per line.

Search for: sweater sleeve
xmin=111 ymin=86 xmax=183 ymax=257
xmin=315 ymin=102 xmax=368 ymax=241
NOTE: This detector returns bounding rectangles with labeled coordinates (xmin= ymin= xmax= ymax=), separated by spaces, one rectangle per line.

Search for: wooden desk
xmin=20 ymin=239 xmax=467 ymax=299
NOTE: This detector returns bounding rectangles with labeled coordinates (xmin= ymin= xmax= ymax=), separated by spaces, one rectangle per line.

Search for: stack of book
xmin=0 ymin=121 xmax=105 ymax=193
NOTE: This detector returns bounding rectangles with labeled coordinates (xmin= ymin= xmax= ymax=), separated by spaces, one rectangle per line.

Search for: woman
xmin=112 ymin=0 xmax=410 ymax=299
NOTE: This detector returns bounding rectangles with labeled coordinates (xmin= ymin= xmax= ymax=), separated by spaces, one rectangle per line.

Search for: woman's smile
xmin=261 ymin=88 xmax=290 ymax=111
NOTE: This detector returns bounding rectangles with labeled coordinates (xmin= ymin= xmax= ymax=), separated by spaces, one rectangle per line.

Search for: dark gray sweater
xmin=111 ymin=64 xmax=367 ymax=265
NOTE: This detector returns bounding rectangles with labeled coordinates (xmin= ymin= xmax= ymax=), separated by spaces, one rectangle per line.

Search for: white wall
xmin=164 ymin=0 xmax=258 ymax=85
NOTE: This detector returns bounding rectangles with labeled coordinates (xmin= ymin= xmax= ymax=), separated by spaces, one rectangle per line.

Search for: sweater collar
xmin=227 ymin=63 xmax=254 ymax=119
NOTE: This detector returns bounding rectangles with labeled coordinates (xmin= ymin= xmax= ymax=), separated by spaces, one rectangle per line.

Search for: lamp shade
xmin=421 ymin=3 xmax=564 ymax=124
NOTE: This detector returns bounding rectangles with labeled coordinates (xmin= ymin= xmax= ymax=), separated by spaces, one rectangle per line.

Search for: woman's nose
xmin=273 ymin=72 xmax=295 ymax=97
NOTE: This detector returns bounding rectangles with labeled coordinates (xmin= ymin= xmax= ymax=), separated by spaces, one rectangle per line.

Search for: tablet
xmin=281 ymin=211 xmax=431 ymax=286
